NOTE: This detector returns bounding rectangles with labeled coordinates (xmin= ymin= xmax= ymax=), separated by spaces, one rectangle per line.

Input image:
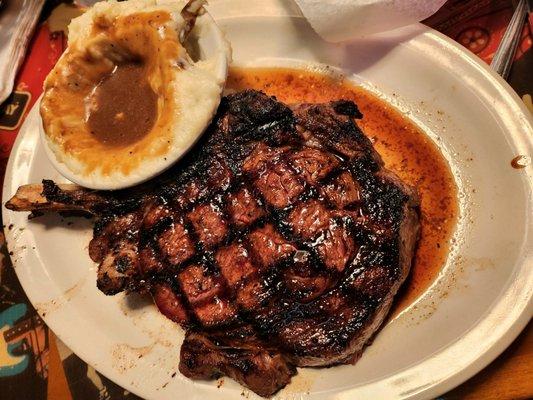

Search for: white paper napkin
xmin=293 ymin=0 xmax=447 ymax=42
xmin=0 ymin=0 xmax=45 ymax=104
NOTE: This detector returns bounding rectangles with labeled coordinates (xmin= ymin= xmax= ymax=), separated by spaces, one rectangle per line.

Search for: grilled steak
xmin=6 ymin=90 xmax=420 ymax=396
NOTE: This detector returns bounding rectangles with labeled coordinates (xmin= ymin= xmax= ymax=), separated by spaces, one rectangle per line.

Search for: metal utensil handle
xmin=490 ymin=0 xmax=528 ymax=79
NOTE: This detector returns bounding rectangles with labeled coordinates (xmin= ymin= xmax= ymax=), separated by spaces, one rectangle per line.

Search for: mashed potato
xmin=40 ymin=0 xmax=230 ymax=189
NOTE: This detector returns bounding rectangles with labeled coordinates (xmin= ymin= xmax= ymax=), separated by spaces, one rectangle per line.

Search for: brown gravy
xmin=87 ymin=63 xmax=158 ymax=146
xmin=227 ymin=67 xmax=458 ymax=314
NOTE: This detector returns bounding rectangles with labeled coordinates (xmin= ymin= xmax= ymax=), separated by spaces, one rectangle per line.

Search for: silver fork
xmin=490 ymin=0 xmax=528 ymax=79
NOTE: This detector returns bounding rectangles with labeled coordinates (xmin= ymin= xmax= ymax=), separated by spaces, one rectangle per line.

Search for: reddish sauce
xmin=511 ymin=155 xmax=530 ymax=169
xmin=227 ymin=67 xmax=458 ymax=314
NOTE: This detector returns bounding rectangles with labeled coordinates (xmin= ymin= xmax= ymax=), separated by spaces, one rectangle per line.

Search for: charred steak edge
xmin=6 ymin=90 xmax=420 ymax=397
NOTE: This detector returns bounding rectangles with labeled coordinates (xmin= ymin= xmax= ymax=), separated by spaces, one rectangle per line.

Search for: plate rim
xmin=3 ymin=9 xmax=532 ymax=400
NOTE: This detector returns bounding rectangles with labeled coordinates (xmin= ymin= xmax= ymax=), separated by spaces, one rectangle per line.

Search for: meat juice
xmin=227 ymin=67 xmax=458 ymax=314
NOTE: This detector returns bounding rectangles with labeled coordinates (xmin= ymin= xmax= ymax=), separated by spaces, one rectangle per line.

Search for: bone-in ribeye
xmin=6 ymin=90 xmax=420 ymax=397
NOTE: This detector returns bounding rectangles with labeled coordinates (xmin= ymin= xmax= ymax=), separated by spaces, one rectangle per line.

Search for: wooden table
xmin=442 ymin=322 xmax=532 ymax=399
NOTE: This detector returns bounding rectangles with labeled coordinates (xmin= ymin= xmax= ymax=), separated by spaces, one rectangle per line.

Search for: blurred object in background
xmin=0 ymin=0 xmax=45 ymax=105
xmin=425 ymin=0 xmax=533 ymax=112
xmin=424 ymin=0 xmax=531 ymax=65
xmin=491 ymin=0 xmax=528 ymax=79
xmin=294 ymin=0 xmax=447 ymax=42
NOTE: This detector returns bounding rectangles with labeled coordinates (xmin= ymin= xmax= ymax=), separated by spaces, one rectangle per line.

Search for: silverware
xmin=490 ymin=0 xmax=528 ymax=79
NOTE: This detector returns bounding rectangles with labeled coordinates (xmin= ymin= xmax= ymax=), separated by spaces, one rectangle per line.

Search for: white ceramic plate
xmin=3 ymin=1 xmax=532 ymax=399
